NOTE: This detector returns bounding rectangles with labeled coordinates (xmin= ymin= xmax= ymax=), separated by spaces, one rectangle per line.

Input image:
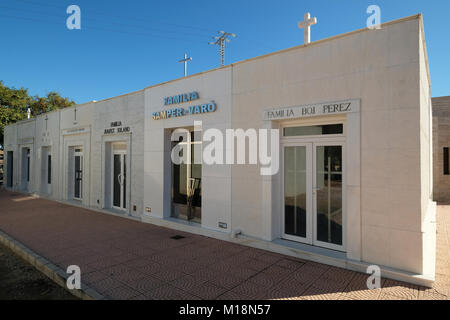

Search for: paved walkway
xmin=0 ymin=189 xmax=448 ymax=300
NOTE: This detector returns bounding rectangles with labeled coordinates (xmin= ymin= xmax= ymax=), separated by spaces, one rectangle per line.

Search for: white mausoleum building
xmin=2 ymin=15 xmax=436 ymax=286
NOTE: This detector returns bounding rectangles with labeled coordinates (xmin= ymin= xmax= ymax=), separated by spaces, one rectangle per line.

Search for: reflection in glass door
xmin=314 ymin=144 xmax=343 ymax=250
xmin=283 ymin=144 xmax=312 ymax=243
xmin=74 ymin=149 xmax=83 ymax=200
xmin=171 ymin=129 xmax=202 ymax=223
xmin=112 ymin=151 xmax=127 ymax=210
xmin=283 ymin=142 xmax=344 ymax=251
xmin=26 ymin=149 xmax=30 ymax=183
xmin=7 ymin=151 xmax=13 ymax=188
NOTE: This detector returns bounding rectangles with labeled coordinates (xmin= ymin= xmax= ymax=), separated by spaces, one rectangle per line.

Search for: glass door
xmin=7 ymin=151 xmax=13 ymax=188
xmin=171 ymin=129 xmax=202 ymax=223
xmin=313 ymin=143 xmax=344 ymax=251
xmin=21 ymin=147 xmax=30 ymax=191
xmin=282 ymin=144 xmax=313 ymax=244
xmin=112 ymin=151 xmax=127 ymax=210
xmin=282 ymin=142 xmax=345 ymax=251
xmin=26 ymin=149 xmax=30 ymax=183
xmin=74 ymin=149 xmax=83 ymax=200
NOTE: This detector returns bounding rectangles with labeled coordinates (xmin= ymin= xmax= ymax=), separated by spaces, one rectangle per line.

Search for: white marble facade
xmin=3 ymin=15 xmax=436 ymax=286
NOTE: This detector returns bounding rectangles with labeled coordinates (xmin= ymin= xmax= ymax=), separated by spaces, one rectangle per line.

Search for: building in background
xmin=433 ymin=96 xmax=450 ymax=202
xmin=2 ymin=14 xmax=436 ymax=287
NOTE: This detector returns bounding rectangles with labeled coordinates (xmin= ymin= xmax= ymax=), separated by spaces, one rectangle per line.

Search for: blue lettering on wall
xmin=153 ymin=101 xmax=217 ymax=120
xmin=164 ymin=91 xmax=199 ymax=106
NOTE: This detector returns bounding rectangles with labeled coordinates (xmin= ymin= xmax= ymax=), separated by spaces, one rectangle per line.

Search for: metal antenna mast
xmin=209 ymin=31 xmax=236 ymax=66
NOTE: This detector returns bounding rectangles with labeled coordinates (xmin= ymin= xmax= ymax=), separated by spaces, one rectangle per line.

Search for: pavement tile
xmin=379 ymin=293 xmax=407 ymax=300
xmin=113 ymin=253 xmax=138 ymax=264
xmin=301 ymin=286 xmax=342 ymax=300
xmin=147 ymin=254 xmax=180 ymax=267
xmin=129 ymin=294 xmax=148 ymax=300
xmin=189 ymin=267 xmax=222 ymax=281
xmin=323 ymin=266 xmax=357 ymax=285
xmin=309 ymin=276 xmax=347 ymax=292
xmin=431 ymin=282 xmax=450 ymax=297
xmin=381 ymin=279 xmax=420 ymax=300
xmin=275 ymin=258 xmax=305 ymax=271
xmin=344 ymin=272 xmax=374 ymax=290
xmin=340 ymin=289 xmax=381 ymax=300
xmin=126 ymin=275 xmax=165 ymax=294
xmin=87 ymin=256 xmax=124 ymax=270
xmin=171 ymin=274 xmax=209 ymax=291
xmin=152 ymin=268 xmax=188 ymax=282
xmin=418 ymin=290 xmax=448 ymax=300
xmin=229 ymin=281 xmax=271 ymax=299
xmin=290 ymin=271 xmax=323 ymax=285
xmin=72 ymin=255 xmax=103 ymax=267
xmin=216 ymin=291 xmax=255 ymax=300
xmin=248 ymin=271 xmax=289 ymax=289
xmin=186 ymin=282 xmax=228 ymax=300
xmin=135 ymin=261 xmax=164 ymax=275
xmin=82 ymin=270 xmax=109 ymax=285
xmin=264 ymin=280 xmax=309 ymax=300
xmin=104 ymin=285 xmax=141 ymax=300
xmin=126 ymin=257 xmax=155 ymax=269
xmin=227 ymin=266 xmax=260 ymax=279
xmin=102 ymin=264 xmax=135 ymax=278
xmin=112 ymin=269 xmax=149 ymax=284
xmin=90 ymin=277 xmax=123 ymax=292
xmin=268 ymin=296 xmax=304 ymax=300
xmin=176 ymin=261 xmax=208 ymax=274
xmin=145 ymin=284 xmax=201 ymax=300
xmin=209 ymin=261 xmax=236 ymax=273
xmin=261 ymin=265 xmax=292 ymax=278
xmin=241 ymin=248 xmax=267 ymax=258
xmin=241 ymin=258 xmax=271 ymax=272
xmin=192 ymin=256 xmax=222 ymax=266
xmin=254 ymin=253 xmax=283 ymax=264
xmin=207 ymin=274 xmax=246 ymax=290
xmin=301 ymin=261 xmax=331 ymax=273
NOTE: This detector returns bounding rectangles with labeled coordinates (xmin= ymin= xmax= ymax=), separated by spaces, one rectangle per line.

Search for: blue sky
xmin=0 ymin=0 xmax=449 ymax=103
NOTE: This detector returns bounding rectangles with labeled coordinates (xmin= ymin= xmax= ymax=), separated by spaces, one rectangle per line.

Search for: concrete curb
xmin=0 ymin=229 xmax=106 ymax=300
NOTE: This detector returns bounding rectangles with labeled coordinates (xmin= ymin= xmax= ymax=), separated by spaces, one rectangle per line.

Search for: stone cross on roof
xmin=178 ymin=53 xmax=192 ymax=77
xmin=298 ymin=12 xmax=317 ymax=45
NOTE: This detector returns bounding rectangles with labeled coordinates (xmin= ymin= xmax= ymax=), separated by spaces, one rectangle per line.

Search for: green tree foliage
xmin=30 ymin=92 xmax=75 ymax=114
xmin=0 ymin=81 xmax=75 ymax=146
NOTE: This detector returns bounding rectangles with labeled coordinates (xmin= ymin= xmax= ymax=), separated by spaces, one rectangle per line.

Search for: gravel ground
xmin=0 ymin=242 xmax=78 ymax=300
